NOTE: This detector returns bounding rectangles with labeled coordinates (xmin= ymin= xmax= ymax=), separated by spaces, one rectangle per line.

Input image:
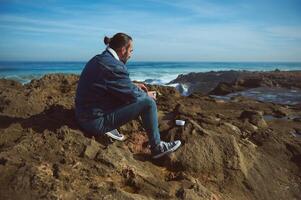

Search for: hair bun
xmin=104 ymin=36 xmax=111 ymax=45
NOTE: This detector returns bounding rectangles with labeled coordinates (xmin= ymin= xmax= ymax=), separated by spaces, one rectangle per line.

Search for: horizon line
xmin=1 ymin=60 xmax=301 ymax=63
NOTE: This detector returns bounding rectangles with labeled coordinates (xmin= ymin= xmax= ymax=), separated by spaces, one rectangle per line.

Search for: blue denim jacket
xmin=75 ymin=50 xmax=146 ymax=120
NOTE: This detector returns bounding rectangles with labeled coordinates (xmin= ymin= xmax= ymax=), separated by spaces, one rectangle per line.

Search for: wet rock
xmin=273 ymin=106 xmax=289 ymax=117
xmin=170 ymin=71 xmax=301 ymax=94
xmin=175 ymin=83 xmax=191 ymax=96
xmin=293 ymin=117 xmax=301 ymax=122
xmin=210 ymin=82 xmax=239 ymax=95
xmin=169 ymin=71 xmax=242 ymax=94
xmin=236 ymin=77 xmax=263 ymax=88
xmin=230 ymin=95 xmax=248 ymax=102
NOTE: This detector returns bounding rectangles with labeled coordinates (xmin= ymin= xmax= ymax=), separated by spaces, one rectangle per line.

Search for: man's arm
xmin=134 ymin=82 xmax=148 ymax=92
xmin=103 ymin=64 xmax=146 ymax=103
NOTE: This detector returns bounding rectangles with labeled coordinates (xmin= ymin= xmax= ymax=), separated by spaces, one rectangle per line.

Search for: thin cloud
xmin=0 ymin=0 xmax=300 ymax=61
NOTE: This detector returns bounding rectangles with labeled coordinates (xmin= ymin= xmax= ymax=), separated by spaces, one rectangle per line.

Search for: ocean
xmin=0 ymin=61 xmax=301 ymax=85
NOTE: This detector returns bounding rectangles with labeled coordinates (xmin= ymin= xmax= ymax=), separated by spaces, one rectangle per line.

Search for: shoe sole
xmin=104 ymin=130 xmax=125 ymax=141
xmin=152 ymin=141 xmax=182 ymax=159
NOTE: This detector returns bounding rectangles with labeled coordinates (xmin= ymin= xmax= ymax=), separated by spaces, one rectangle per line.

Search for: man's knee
xmin=137 ymin=96 xmax=156 ymax=108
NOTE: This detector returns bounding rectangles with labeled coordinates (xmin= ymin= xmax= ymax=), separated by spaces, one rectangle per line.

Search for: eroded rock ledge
xmin=169 ymin=70 xmax=301 ymax=95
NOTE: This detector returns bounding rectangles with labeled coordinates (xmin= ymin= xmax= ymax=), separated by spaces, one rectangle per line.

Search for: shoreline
xmin=1 ymin=60 xmax=301 ymax=85
xmin=1 ymin=69 xmax=301 ymax=105
xmin=169 ymin=69 xmax=301 ymax=95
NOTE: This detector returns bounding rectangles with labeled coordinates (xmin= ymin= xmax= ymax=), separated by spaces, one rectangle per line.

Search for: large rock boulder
xmin=240 ymin=110 xmax=268 ymax=129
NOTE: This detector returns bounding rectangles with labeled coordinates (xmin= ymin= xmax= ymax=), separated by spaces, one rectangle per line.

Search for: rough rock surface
xmin=0 ymin=74 xmax=301 ymax=200
xmin=169 ymin=70 xmax=301 ymax=95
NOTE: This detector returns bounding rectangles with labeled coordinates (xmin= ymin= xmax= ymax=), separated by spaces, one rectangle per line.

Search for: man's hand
xmin=134 ymin=83 xmax=148 ymax=92
xmin=148 ymin=91 xmax=157 ymax=100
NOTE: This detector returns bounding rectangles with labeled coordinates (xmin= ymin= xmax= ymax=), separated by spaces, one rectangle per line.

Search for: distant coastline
xmin=1 ymin=61 xmax=301 ymax=85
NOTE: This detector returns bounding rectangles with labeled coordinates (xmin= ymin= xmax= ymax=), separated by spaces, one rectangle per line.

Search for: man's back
xmin=75 ymin=50 xmax=142 ymax=120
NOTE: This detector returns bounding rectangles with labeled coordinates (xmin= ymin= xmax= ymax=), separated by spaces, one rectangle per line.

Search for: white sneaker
xmin=104 ymin=129 xmax=125 ymax=141
xmin=152 ymin=140 xmax=182 ymax=159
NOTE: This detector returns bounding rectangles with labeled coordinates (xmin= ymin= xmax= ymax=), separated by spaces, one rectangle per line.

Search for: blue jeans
xmin=77 ymin=96 xmax=161 ymax=148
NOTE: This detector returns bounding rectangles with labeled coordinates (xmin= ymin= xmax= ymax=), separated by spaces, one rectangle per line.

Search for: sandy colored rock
xmin=0 ymin=74 xmax=301 ymax=200
xmin=84 ymin=139 xmax=101 ymax=159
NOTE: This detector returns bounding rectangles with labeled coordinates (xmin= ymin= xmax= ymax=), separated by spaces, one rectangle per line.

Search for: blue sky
xmin=0 ymin=0 xmax=301 ymax=61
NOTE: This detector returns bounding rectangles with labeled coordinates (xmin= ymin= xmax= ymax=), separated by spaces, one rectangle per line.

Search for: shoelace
xmin=160 ymin=141 xmax=176 ymax=152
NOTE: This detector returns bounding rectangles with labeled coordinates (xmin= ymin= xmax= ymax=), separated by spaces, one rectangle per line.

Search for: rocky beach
xmin=0 ymin=71 xmax=301 ymax=200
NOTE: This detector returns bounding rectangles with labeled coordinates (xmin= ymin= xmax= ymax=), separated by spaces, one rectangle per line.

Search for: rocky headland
xmin=169 ymin=70 xmax=301 ymax=96
xmin=0 ymin=71 xmax=301 ymax=200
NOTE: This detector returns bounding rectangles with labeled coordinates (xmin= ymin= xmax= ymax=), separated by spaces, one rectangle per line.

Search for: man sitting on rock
xmin=75 ymin=32 xmax=181 ymax=159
